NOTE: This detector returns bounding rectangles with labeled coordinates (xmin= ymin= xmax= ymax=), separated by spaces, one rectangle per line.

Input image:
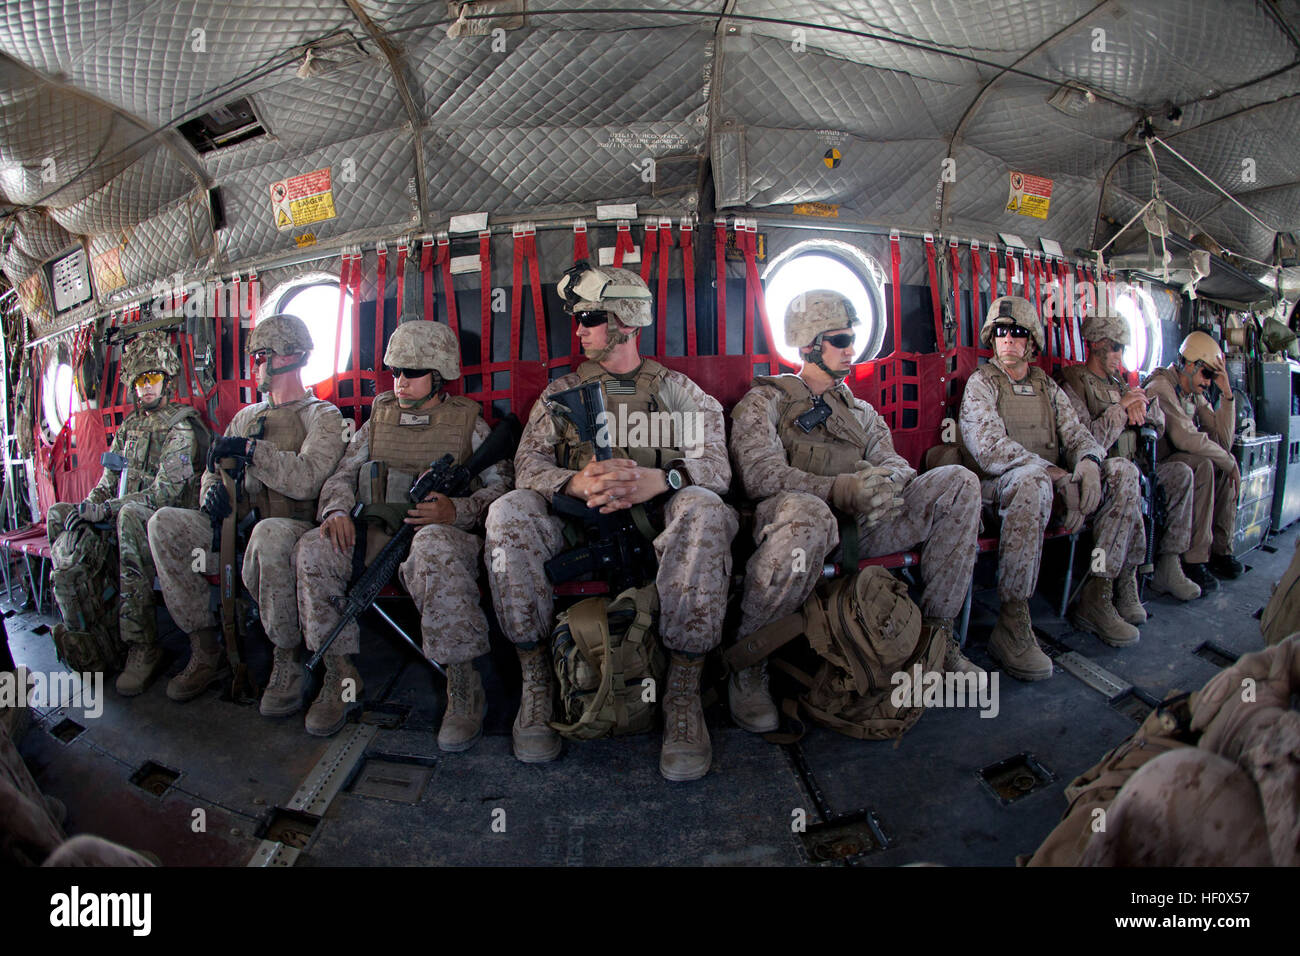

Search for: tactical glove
xmin=201 ymin=483 xmax=233 ymax=523
xmin=1052 ymin=474 xmax=1085 ymax=534
xmin=207 ymin=435 xmax=252 ymax=472
xmin=77 ymin=500 xmax=110 ymax=524
xmin=830 ymin=465 xmax=905 ymax=525
xmin=1072 ymin=456 xmax=1102 ymax=515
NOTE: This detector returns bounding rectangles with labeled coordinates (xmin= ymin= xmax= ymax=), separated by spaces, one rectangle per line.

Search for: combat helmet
xmin=121 ymin=330 xmax=180 ymax=389
xmin=1179 ymin=330 xmax=1223 ymax=368
xmin=384 ymin=316 xmax=460 ymax=380
xmin=1080 ymin=313 xmax=1130 ymax=347
xmin=248 ymin=313 xmax=314 ymax=380
xmin=980 ymin=295 xmax=1044 ymax=352
xmin=556 ymin=261 xmax=653 ymax=327
xmin=784 ymin=290 xmax=861 ymax=348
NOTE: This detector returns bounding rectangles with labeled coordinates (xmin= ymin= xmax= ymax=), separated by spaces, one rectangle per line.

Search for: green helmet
xmin=121 ymin=330 xmax=180 ymax=383
xmin=248 ymin=313 xmax=314 ymax=356
xmin=785 ymin=290 xmax=861 ymax=348
xmin=556 ymin=261 xmax=653 ymax=327
xmin=384 ymin=317 xmax=460 ymax=380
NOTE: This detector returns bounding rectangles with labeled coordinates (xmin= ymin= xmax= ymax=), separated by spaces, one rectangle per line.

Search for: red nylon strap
xmin=680 ymin=220 xmax=697 ymax=357
xmin=640 ymin=220 xmax=657 ymax=284
xmin=106 ymin=311 xmax=123 ymax=432
xmin=573 ymin=221 xmax=589 ymax=262
xmin=437 ymin=236 xmax=458 ymax=336
xmin=396 ymin=241 xmax=408 ymax=317
xmin=212 ymin=286 xmax=223 ymax=385
xmin=331 ymin=257 xmax=349 ymax=401
xmin=1005 ymin=249 xmax=1016 ymax=297
xmin=739 ymin=221 xmax=774 ymax=360
xmin=375 ymin=245 xmax=387 ymax=363
xmin=510 ymin=229 xmax=525 ymax=364
xmin=249 ymin=272 xmax=260 ymax=326
xmin=948 ymin=239 xmax=962 ymax=349
xmin=232 ymin=273 xmax=241 ymax=329
xmin=349 ymin=251 xmax=363 ymax=424
xmin=613 ymin=222 xmax=634 ymax=268
xmin=1031 ymin=252 xmax=1044 ymax=319
xmin=970 ymin=240 xmax=984 ymax=347
xmin=924 ymin=235 xmax=945 ymax=351
xmin=524 ymin=230 xmax=548 ymax=366
xmin=479 ymin=231 xmax=492 ymax=374
xmin=988 ymin=245 xmax=998 ymax=299
xmin=421 ymin=238 xmax=434 ymax=322
xmin=714 ymin=220 xmax=728 ymax=354
xmin=739 ymin=224 xmax=755 ymax=355
xmin=889 ymin=231 xmax=902 ymax=355
xmin=657 ymin=220 xmax=671 ymax=338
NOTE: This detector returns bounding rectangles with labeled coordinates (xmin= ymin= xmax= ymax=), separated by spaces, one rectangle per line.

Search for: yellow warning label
xmin=270 ymin=167 xmax=337 ymax=231
xmin=793 ymin=202 xmax=839 ymax=218
xmin=288 ymin=192 xmax=336 ymax=227
xmin=277 ymin=209 xmax=290 ymax=227
xmin=294 ymin=233 xmax=317 ymax=248
xmin=1007 ymin=171 xmax=1053 ymax=220
xmin=823 ymin=148 xmax=841 ymax=169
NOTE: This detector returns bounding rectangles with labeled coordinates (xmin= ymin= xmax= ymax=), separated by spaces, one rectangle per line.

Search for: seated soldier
xmin=148 ymin=314 xmax=346 ymax=714
xmin=960 ymin=296 xmax=1144 ymax=678
xmin=484 ymin=263 xmax=737 ymax=782
xmin=295 ymin=319 xmax=511 ymax=750
xmin=728 ymin=290 xmax=983 ymax=732
xmin=1142 ymin=331 xmax=1243 ymax=592
xmin=47 ymin=332 xmax=210 ymax=695
xmin=1058 ymin=314 xmax=1201 ymax=607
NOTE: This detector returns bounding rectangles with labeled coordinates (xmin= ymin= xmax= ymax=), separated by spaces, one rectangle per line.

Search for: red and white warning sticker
xmin=270 ymin=167 xmax=337 ymax=231
xmin=1006 ymin=171 xmax=1053 ymax=220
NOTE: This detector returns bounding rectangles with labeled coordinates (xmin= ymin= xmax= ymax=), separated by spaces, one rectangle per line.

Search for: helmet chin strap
xmin=397 ymin=372 xmax=443 ymax=409
xmin=806 ymin=337 xmax=851 ymax=382
xmin=582 ymin=323 xmax=631 ymax=364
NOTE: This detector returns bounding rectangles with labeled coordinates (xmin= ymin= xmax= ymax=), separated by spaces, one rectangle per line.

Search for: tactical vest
xmin=357 ymin=392 xmax=480 ymax=505
xmin=118 ymin=403 xmax=209 ymax=496
xmin=962 ymin=364 xmax=1059 ymax=475
xmin=754 ymin=374 xmax=870 ymax=477
xmin=238 ymin=400 xmax=315 ymax=522
xmin=560 ymin=359 xmax=686 ymax=470
xmin=1066 ymin=366 xmax=1136 ymax=460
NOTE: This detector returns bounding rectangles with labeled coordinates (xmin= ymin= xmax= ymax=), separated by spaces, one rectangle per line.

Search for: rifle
xmin=542 ymin=381 xmax=657 ymax=593
xmin=212 ymin=456 xmax=259 ymax=702
xmin=1134 ymin=424 xmax=1164 ymax=574
xmin=305 ymin=413 xmax=522 ymax=671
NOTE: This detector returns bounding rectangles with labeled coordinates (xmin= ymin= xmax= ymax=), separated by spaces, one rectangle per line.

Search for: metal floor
xmin=9 ymin=525 xmax=1291 ymax=867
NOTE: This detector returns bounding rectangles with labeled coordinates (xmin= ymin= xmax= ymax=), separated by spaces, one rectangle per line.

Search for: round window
xmin=1113 ymin=284 xmax=1162 ymax=377
xmin=762 ymin=241 xmax=887 ymax=367
xmin=42 ymin=360 xmax=79 ymax=435
xmin=272 ymin=277 xmax=354 ymax=387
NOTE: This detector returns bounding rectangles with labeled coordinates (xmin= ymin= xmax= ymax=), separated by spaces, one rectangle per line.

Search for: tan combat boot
xmin=1113 ymin=567 xmax=1147 ymax=624
xmin=166 ymin=628 xmax=228 ymax=702
xmin=1149 ymin=552 xmax=1201 ymax=602
xmin=926 ymin=617 xmax=983 ymax=675
xmin=1071 ymin=576 xmax=1140 ymax=647
xmin=115 ymin=643 xmax=166 ymax=697
xmin=305 ymin=654 xmax=363 ymax=737
xmin=728 ymin=661 xmax=778 ymax=733
xmin=987 ymin=600 xmax=1053 ymax=681
xmin=513 ymin=645 xmax=561 ymax=763
xmin=660 ymin=652 xmax=711 ymax=782
xmin=438 ymin=662 xmax=487 ymax=753
xmin=259 ymin=645 xmax=306 ymax=717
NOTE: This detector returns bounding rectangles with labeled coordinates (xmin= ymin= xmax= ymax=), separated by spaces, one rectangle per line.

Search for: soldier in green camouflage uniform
xmin=47 ymin=331 xmax=210 ymax=695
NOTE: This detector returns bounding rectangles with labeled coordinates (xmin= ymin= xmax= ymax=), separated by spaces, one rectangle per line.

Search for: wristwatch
xmin=666 ymin=465 xmax=692 ymax=491
xmin=1082 ymin=453 xmax=1103 ymax=468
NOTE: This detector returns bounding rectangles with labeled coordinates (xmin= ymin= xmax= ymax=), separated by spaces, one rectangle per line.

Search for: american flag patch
xmin=604 ymin=379 xmax=637 ymax=396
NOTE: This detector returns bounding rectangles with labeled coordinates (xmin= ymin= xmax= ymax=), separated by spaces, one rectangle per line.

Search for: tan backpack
xmin=725 ymin=566 xmax=939 ymax=741
xmin=549 ymin=586 xmax=666 ymax=740
xmin=1261 ymin=537 xmax=1300 ymax=646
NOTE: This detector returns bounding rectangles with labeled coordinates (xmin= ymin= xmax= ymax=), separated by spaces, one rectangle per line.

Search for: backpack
xmin=549 ymin=586 xmax=666 ymax=740
xmin=1261 ymin=536 xmax=1300 ymax=646
xmin=725 ymin=566 xmax=939 ymax=741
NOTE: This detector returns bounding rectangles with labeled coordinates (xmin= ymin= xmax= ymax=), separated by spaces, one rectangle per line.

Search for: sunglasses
xmin=572 ymin=310 xmax=611 ymax=328
xmin=1101 ymin=340 xmax=1123 ymax=353
xmin=1195 ymin=362 xmax=1216 ymax=381
xmin=250 ymin=349 xmax=273 ymax=366
xmin=132 ymin=371 xmax=165 ymax=389
xmin=821 ymin=332 xmax=856 ymax=349
xmin=390 ymin=368 xmax=432 ymax=380
xmin=992 ymin=325 xmax=1030 ymax=339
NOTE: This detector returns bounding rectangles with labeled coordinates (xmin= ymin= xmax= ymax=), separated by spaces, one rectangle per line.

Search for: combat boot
xmin=1149 ymin=553 xmax=1200 ymax=601
xmin=166 ymin=628 xmax=229 ymax=702
xmin=1113 ymin=567 xmax=1148 ymax=624
xmin=728 ymin=661 xmax=778 ymax=733
xmin=926 ymin=617 xmax=983 ymax=675
xmin=987 ymin=600 xmax=1053 ymax=681
xmin=1209 ymin=553 xmax=1244 ymax=579
xmin=259 ymin=645 xmax=306 ymax=717
xmin=305 ymin=654 xmax=363 ymax=737
xmin=115 ymin=643 xmax=166 ymax=697
xmin=1182 ymin=560 xmax=1219 ymax=594
xmin=1071 ymin=576 xmax=1140 ymax=648
xmin=660 ymin=652 xmax=711 ymax=782
xmin=513 ymin=645 xmax=561 ymax=763
xmin=438 ymin=662 xmax=487 ymax=752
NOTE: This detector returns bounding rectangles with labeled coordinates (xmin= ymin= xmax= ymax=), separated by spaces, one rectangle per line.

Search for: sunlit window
xmin=762 ymin=243 xmax=887 ymax=367
xmin=42 ymin=360 xmax=79 ymax=435
xmin=272 ymin=277 xmax=354 ymax=386
xmin=1113 ymin=284 xmax=1162 ymax=376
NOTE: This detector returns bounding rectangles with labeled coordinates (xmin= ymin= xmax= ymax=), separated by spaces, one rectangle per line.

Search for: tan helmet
xmin=1080 ymin=313 xmax=1130 ymax=347
xmin=980 ymin=295 xmax=1043 ymax=352
xmin=1179 ymin=330 xmax=1223 ymax=368
xmin=384 ymin=317 xmax=460 ymax=380
xmin=784 ymin=290 xmax=861 ymax=348
xmin=556 ymin=262 xmax=653 ymax=327
xmin=248 ymin=313 xmax=314 ymax=356
xmin=121 ymin=330 xmax=180 ymax=383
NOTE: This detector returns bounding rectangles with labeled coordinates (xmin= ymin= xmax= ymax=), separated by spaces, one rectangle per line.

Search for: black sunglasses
xmin=820 ymin=332 xmax=856 ymax=349
xmin=390 ymin=367 xmax=432 ymax=380
xmin=572 ymin=310 xmax=611 ymax=328
xmin=993 ymin=325 xmax=1030 ymax=339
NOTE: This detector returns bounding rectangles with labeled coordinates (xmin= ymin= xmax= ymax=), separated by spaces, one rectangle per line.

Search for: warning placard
xmin=1006 ymin=171 xmax=1053 ymax=220
xmin=270 ymin=167 xmax=337 ymax=232
xmin=793 ymin=202 xmax=839 ymax=218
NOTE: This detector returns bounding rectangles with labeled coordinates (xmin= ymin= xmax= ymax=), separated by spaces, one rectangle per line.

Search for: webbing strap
xmin=714 ymin=219 xmax=728 ymax=354
xmin=657 ymin=219 xmax=672 ymax=344
xmin=437 ymin=235 xmax=458 ymax=336
xmin=948 ymin=238 xmax=962 ymax=349
xmin=970 ymin=239 xmax=984 ymax=347
xmin=331 ymin=253 xmax=351 ymax=403
xmin=924 ymin=234 xmax=945 ymax=350
xmin=1031 ymin=251 xmax=1044 ymax=326
xmin=889 ymin=230 xmax=902 ymax=355
xmin=479 ymin=231 xmax=492 ymax=376
xmin=510 ymin=225 xmax=549 ymax=365
xmin=348 ymin=249 xmax=363 ymax=425
xmin=375 ymin=243 xmax=387 ymax=357
xmin=420 ymin=237 xmax=434 ymax=322
xmin=613 ymin=221 xmax=634 ymax=268
xmin=572 ymin=219 xmax=588 ymax=262
xmin=722 ymin=613 xmax=806 ymax=670
xmin=680 ymin=219 xmax=697 ymax=356
xmin=395 ymin=240 xmax=408 ymax=316
xmin=989 ymin=243 xmax=999 ymax=299
xmin=525 ymin=229 xmax=548 ymax=367
xmin=640 ymin=218 xmax=657 ymax=284
xmin=738 ymin=219 xmax=773 ymax=359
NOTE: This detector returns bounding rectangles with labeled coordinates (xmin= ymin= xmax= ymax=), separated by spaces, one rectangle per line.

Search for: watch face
xmin=668 ymin=469 xmax=682 ymax=490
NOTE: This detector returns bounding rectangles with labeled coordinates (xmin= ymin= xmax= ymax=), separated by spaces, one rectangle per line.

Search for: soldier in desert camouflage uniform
xmin=1142 ymin=331 xmax=1243 ymax=593
xmin=484 ymin=263 xmax=737 ymax=782
xmin=148 ymin=314 xmax=345 ymax=715
xmin=1058 ymin=314 xmax=1201 ymax=608
xmin=47 ymin=331 xmax=209 ymax=696
xmin=959 ymin=296 xmax=1144 ymax=679
xmin=295 ymin=318 xmax=511 ymax=749
xmin=728 ymin=290 xmax=982 ymax=732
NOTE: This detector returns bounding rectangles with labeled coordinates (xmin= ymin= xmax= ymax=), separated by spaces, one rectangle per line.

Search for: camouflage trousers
xmin=1154 ymin=459 xmax=1195 ymax=556
xmin=737 ymin=466 xmax=981 ymax=636
xmin=296 ymin=521 xmax=489 ymax=665
xmin=148 ymin=508 xmax=313 ymax=648
xmin=982 ymin=459 xmax=1143 ymax=601
xmin=1166 ymin=452 xmax=1239 ymax=563
xmin=484 ymin=487 xmax=739 ymax=654
xmin=47 ymin=500 xmax=159 ymax=647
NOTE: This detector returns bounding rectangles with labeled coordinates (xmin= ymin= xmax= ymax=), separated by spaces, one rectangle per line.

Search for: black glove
xmin=61 ymin=511 xmax=85 ymax=535
xmin=207 ymin=436 xmax=252 ymax=473
xmin=201 ymin=483 xmax=232 ymax=523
